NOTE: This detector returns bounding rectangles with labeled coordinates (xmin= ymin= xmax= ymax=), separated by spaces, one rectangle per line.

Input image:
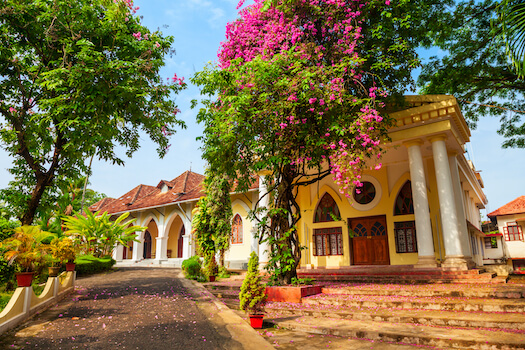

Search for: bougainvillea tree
xmin=0 ymin=0 xmax=186 ymax=225
xmin=193 ymin=0 xmax=445 ymax=284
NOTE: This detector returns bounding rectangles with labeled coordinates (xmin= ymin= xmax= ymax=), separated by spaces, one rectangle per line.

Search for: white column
xmin=404 ymin=140 xmax=437 ymax=267
xmin=251 ymin=192 xmax=260 ymax=254
xmin=114 ymin=244 xmax=124 ymax=262
xmin=131 ymin=231 xmax=143 ymax=262
xmin=257 ymin=175 xmax=270 ymax=267
xmin=155 ymin=237 xmax=168 ymax=261
xmin=430 ymin=135 xmax=468 ymax=270
xmin=448 ymin=153 xmax=474 ymax=267
xmin=182 ymin=206 xmax=193 ymax=259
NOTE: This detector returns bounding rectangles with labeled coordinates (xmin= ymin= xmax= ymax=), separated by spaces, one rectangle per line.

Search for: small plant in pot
xmin=59 ymin=237 xmax=77 ymax=271
xmin=239 ymin=252 xmax=267 ymax=329
xmin=0 ymin=226 xmax=53 ymax=287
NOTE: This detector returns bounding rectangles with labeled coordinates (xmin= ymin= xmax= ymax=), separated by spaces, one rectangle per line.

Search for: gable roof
xmin=488 ymin=196 xmax=525 ymax=218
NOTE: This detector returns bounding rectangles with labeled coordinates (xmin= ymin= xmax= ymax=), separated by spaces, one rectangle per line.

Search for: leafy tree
xmin=498 ymin=0 xmax=525 ymax=78
xmin=418 ymin=0 xmax=525 ymax=148
xmin=193 ymin=0 xmax=441 ymax=284
xmin=0 ymin=0 xmax=186 ymax=225
xmin=63 ymin=210 xmax=145 ymax=258
xmin=191 ymin=172 xmax=233 ymax=268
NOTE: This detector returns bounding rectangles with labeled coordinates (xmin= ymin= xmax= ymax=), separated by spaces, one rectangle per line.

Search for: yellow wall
xmin=297 ymin=161 xmax=445 ymax=268
xmin=225 ymin=194 xmax=253 ymax=263
xmin=167 ymin=215 xmax=183 ymax=258
xmin=146 ymin=219 xmax=158 ymax=258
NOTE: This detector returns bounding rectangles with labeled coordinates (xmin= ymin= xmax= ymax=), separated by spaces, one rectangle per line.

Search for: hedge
xmin=75 ymin=255 xmax=116 ymax=276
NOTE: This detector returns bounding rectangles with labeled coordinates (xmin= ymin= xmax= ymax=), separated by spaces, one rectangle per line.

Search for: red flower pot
xmin=249 ymin=314 xmax=264 ymax=329
xmin=16 ymin=272 xmax=34 ymax=287
xmin=209 ymin=276 xmax=216 ymax=282
xmin=66 ymin=262 xmax=76 ymax=271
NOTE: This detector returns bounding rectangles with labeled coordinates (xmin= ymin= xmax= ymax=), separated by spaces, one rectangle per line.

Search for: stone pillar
xmin=257 ymin=175 xmax=270 ymax=267
xmin=430 ymin=135 xmax=468 ymax=270
xmin=448 ymin=153 xmax=475 ymax=268
xmin=404 ymin=139 xmax=437 ymax=267
xmin=182 ymin=214 xmax=192 ymax=260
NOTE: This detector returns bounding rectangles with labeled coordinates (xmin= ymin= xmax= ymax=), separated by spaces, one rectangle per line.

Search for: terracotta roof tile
xmin=90 ymin=171 xmax=260 ymax=215
xmin=88 ymin=197 xmax=116 ymax=212
xmin=488 ymin=196 xmax=525 ymax=218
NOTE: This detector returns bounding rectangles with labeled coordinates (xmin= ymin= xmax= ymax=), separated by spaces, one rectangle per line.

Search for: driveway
xmin=0 ymin=267 xmax=273 ymax=350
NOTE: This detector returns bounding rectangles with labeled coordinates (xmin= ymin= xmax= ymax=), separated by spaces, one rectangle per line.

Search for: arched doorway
xmin=143 ymin=231 xmax=152 ymax=259
xmin=177 ymin=226 xmax=185 ymax=258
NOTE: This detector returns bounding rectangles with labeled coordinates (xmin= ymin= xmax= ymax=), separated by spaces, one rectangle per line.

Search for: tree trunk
xmin=268 ymin=164 xmax=301 ymax=285
xmin=20 ymin=175 xmax=53 ymax=225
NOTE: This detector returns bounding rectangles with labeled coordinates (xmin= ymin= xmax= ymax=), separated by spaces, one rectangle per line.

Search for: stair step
xmin=202 ymin=282 xmax=242 ymax=292
xmin=266 ymin=315 xmax=525 ymax=349
xmin=299 ymin=274 xmax=501 ymax=284
xmin=303 ymin=293 xmax=525 ymax=312
xmin=265 ymin=302 xmax=525 ymax=330
xmin=321 ymin=284 xmax=525 ymax=299
xmin=298 ymin=268 xmax=486 ymax=276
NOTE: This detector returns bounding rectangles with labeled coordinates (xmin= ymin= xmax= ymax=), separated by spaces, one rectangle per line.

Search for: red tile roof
xmin=91 ymin=171 xmax=261 ymax=215
xmin=488 ymin=196 xmax=525 ymax=218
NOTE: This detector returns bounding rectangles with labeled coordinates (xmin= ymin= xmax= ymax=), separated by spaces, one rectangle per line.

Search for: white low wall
xmin=0 ymin=271 xmax=76 ymax=335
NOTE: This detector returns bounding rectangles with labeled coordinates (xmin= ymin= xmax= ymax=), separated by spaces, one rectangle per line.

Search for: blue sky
xmin=0 ymin=0 xmax=523 ymax=218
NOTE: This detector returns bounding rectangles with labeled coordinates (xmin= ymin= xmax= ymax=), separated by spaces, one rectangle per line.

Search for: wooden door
xmin=143 ymin=231 xmax=152 ymax=259
xmin=177 ymin=226 xmax=185 ymax=258
xmin=349 ymin=215 xmax=390 ymax=265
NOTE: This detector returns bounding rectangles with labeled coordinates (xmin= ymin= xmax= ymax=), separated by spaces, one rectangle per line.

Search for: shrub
xmin=182 ymin=256 xmax=202 ymax=279
xmin=75 ymin=255 xmax=115 ymax=276
xmin=218 ymin=266 xmax=230 ymax=279
xmin=239 ymin=252 xmax=266 ymax=315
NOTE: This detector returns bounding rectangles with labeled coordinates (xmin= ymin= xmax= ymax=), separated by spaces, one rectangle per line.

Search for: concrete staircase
xmin=204 ymin=280 xmax=525 ymax=349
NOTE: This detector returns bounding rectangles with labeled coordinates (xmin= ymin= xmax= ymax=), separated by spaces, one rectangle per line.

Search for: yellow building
xmin=91 ymin=95 xmax=487 ymax=271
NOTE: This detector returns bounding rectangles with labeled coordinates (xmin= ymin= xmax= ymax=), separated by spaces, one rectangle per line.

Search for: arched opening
xmin=177 ymin=226 xmax=185 ymax=258
xmin=143 ymin=231 xmax=152 ymax=259
xmin=232 ymin=214 xmax=243 ymax=244
xmin=314 ymin=193 xmax=341 ymax=223
xmin=165 ymin=215 xmax=183 ymax=259
xmin=394 ymin=181 xmax=414 ymax=215
xmin=143 ymin=219 xmax=159 ymax=259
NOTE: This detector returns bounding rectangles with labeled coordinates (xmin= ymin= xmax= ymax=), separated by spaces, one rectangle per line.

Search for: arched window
xmin=394 ymin=181 xmax=414 ymax=215
xmin=314 ymin=193 xmax=341 ymax=223
xmin=232 ymin=214 xmax=243 ymax=244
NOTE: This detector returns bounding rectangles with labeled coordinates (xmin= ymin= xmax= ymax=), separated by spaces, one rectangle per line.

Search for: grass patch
xmin=0 ymin=291 xmax=14 ymax=312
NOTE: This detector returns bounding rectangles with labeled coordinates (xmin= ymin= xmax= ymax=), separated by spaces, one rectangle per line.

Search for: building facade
xmin=91 ymin=95 xmax=489 ymax=271
xmin=488 ymin=196 xmax=525 ymax=273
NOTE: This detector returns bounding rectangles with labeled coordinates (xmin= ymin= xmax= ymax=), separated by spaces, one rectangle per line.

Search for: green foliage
xmin=290 ymin=277 xmax=314 ymax=286
xmin=217 ymin=266 xmax=231 ymax=279
xmin=0 ymin=217 xmax=19 ymax=242
xmin=74 ymin=255 xmax=115 ymax=276
xmin=0 ymin=292 xmax=13 ymax=311
xmin=419 ymin=0 xmax=525 ymax=148
xmin=239 ymin=252 xmax=267 ymax=315
xmin=0 ymin=226 xmax=54 ymax=272
xmin=498 ymin=0 xmax=525 ymax=78
xmin=63 ymin=210 xmax=144 ymax=258
xmin=48 ymin=237 xmax=77 ymax=264
xmin=0 ymin=0 xmax=186 ymax=225
xmin=0 ymin=255 xmax=15 ymax=287
xmin=181 ymin=256 xmax=203 ymax=279
xmin=205 ymin=173 xmax=233 ymax=266
xmin=205 ymin=255 xmax=219 ymax=278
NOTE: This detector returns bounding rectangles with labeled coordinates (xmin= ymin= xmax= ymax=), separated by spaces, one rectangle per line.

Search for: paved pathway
xmin=0 ymin=268 xmax=273 ymax=350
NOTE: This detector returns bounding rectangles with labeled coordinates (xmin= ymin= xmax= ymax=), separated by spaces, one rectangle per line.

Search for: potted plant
xmin=239 ymin=252 xmax=267 ymax=328
xmin=47 ymin=237 xmax=76 ymax=276
xmin=205 ymin=255 xmax=218 ymax=282
xmin=59 ymin=237 xmax=77 ymax=271
xmin=0 ymin=226 xmax=53 ymax=287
